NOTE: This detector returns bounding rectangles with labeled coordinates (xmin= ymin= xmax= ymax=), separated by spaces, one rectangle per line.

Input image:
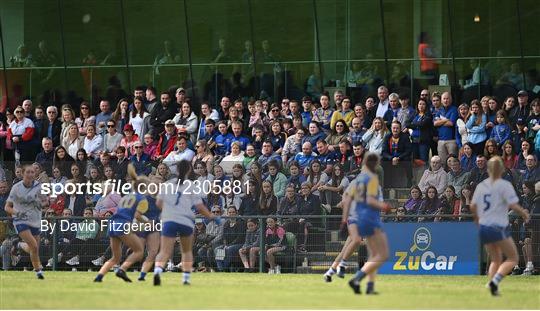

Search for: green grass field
xmin=1 ymin=272 xmax=539 ymax=309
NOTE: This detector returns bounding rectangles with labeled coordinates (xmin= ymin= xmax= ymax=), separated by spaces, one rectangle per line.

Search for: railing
xmin=1 ymin=214 xmax=537 ymax=274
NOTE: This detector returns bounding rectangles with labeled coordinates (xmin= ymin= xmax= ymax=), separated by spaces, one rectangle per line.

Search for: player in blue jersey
xmin=471 ymin=156 xmax=529 ymax=296
xmin=5 ymin=165 xmax=46 ymax=279
xmin=94 ymin=165 xmax=148 ymax=283
xmin=153 ymin=160 xmax=219 ymax=286
xmin=341 ymin=152 xmax=391 ymax=294
xmin=136 ymin=191 xmax=161 ymax=281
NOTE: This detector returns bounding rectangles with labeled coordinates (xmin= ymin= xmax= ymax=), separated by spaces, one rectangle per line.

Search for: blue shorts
xmin=107 ymin=220 xmax=130 ymax=238
xmin=162 ymin=221 xmax=193 ymax=238
xmin=355 ymin=216 xmax=382 ymax=237
xmin=480 ymin=225 xmax=511 ymax=245
xmin=15 ymin=224 xmax=40 ymax=236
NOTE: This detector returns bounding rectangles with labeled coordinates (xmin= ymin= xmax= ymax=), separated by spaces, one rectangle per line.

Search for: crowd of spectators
xmin=0 ymin=83 xmax=538 ymax=273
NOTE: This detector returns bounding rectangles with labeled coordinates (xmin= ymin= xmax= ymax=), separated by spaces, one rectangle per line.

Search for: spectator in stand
xmin=465 ymin=100 xmax=488 ymax=155
xmin=32 ymin=162 xmax=49 ymax=184
xmin=145 ymin=87 xmax=158 ymax=112
xmin=460 ymin=142 xmax=477 ymax=172
xmin=102 ymin=120 xmax=123 ymax=158
xmin=53 ymin=146 xmax=75 ymax=177
xmin=239 ymin=181 xmax=260 ymax=216
xmin=397 ymin=92 xmax=415 ymax=131
xmin=382 ymin=121 xmax=412 ymax=184
xmin=93 ymin=183 xmax=121 ymax=216
xmin=266 ymin=160 xmax=287 ymax=200
xmin=307 ymin=160 xmax=329 ymax=197
xmin=517 ymin=181 xmax=537 ymax=275
xmin=282 ymin=127 xmax=305 ymax=164
xmin=418 ymin=186 xmax=441 ymax=222
xmin=348 ymin=117 xmax=366 ymax=146
xmin=153 ymin=120 xmax=178 ymax=161
xmin=325 ymin=120 xmax=348 ymax=152
xmin=458 ymin=186 xmax=473 ymax=221
xmin=402 ymin=186 xmax=423 ymax=216
xmin=95 ymin=100 xmax=112 ymax=135
xmin=230 ymin=121 xmax=250 ymax=152
xmin=278 ymin=185 xmax=299 ymax=224
xmin=508 ymin=90 xmax=530 ymax=126
xmin=8 ymin=106 xmax=35 ymax=162
xmin=74 ymin=101 xmax=95 ymax=136
xmin=312 ymin=93 xmax=334 ymax=132
xmin=62 ymin=124 xmax=83 ymax=159
xmin=434 ymin=92 xmax=458 ymax=163
xmin=362 ymin=117 xmax=388 ymax=155
xmin=264 ymin=217 xmax=286 ymax=274
xmin=83 ymin=124 xmax=103 ymax=160
xmin=35 ymin=137 xmax=54 ymax=175
xmin=418 ymin=156 xmax=447 ymax=195
xmin=221 ymin=141 xmax=245 ymax=175
xmin=75 ymin=149 xmax=92 ymax=177
xmin=437 ymin=185 xmax=460 ymax=222
xmin=258 ymin=141 xmax=282 ymax=173
xmin=409 ymin=98 xmax=433 ymax=163
xmin=320 ymin=164 xmax=349 ymax=213
xmin=491 ymin=110 xmax=512 ymax=149
xmin=130 ymin=141 xmax=151 ymax=175
xmin=292 ymin=142 xmax=316 ymax=171
xmin=243 ymin=144 xmax=258 ymax=170
xmin=198 ymin=118 xmax=217 ymax=145
xmin=447 ymin=155 xmax=470 ymax=198
xmin=149 ymin=91 xmax=176 ymax=137
xmin=268 ymin=121 xmax=286 ymax=155
xmin=191 ymin=139 xmax=214 ymax=173
xmin=129 ymin=96 xmax=150 ymax=139
xmin=501 ymin=140 xmax=519 ymax=170
xmin=303 ymin=121 xmax=326 ymax=152
xmin=113 ymin=146 xmax=129 ymax=180
xmin=111 ymin=98 xmax=130 ymax=133
xmin=346 ymin=141 xmax=365 ymax=179
xmin=259 ymin=180 xmax=277 ymax=215
xmin=215 ymin=207 xmax=245 ymax=272
xmin=468 ymin=154 xmax=489 ymax=189
xmin=198 ymin=206 xmax=224 ymax=271
xmin=297 ymin=181 xmax=321 ymax=249
xmin=44 ymin=106 xmax=62 ymax=146
xmin=455 ymin=103 xmax=470 ymax=149
xmin=239 ymin=219 xmax=260 ymax=272
xmin=60 ymin=106 xmax=76 ymax=143
xmin=364 ymin=96 xmax=377 ymax=129
xmin=173 ymin=102 xmax=198 ymax=143
xmin=382 ymin=93 xmax=401 ymax=129
xmin=481 ymin=96 xmax=497 ymax=138
xmin=483 ymin=139 xmax=499 ymax=159
xmin=525 ymin=98 xmax=540 ymax=143
xmin=523 ymin=155 xmax=539 ymax=183
xmin=163 ymin=136 xmax=195 ymax=171
xmin=330 ymin=97 xmax=354 ymax=130
xmin=316 ymin=140 xmax=338 ymax=176
xmin=287 ymin=162 xmax=306 ymax=192
xmin=517 ymin=140 xmax=532 ymax=170
xmin=375 ymin=85 xmax=390 ymax=118
xmin=120 ymin=124 xmax=139 ymax=157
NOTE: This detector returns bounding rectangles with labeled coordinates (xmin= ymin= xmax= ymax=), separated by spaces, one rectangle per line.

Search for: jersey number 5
xmin=483 ymin=194 xmax=491 ymax=211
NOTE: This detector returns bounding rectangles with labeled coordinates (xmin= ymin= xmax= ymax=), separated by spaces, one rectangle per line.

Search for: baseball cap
xmin=123 ymin=124 xmax=134 ymax=132
xmin=176 ymin=87 xmax=185 ymax=94
xmin=195 ymin=218 xmax=203 ymax=224
xmin=164 ymin=119 xmax=175 ymax=126
xmin=517 ymin=118 xmax=525 ymax=125
xmin=518 ymin=90 xmax=528 ymax=97
xmin=211 ymin=206 xmax=222 ymax=212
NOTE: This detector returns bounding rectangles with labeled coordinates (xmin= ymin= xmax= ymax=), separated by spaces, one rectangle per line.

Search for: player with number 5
xmin=471 ymin=156 xmax=530 ymax=296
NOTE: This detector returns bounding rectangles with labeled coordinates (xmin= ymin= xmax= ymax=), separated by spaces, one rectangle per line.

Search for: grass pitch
xmin=1 ymin=271 xmax=539 ymax=309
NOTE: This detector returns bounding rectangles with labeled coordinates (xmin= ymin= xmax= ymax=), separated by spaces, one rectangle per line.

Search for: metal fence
xmin=1 ymin=214 xmax=539 ymax=275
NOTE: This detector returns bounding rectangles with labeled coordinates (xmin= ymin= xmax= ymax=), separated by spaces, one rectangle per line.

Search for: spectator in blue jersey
xmin=229 ymin=121 xmax=250 ymax=153
xmin=465 ymin=100 xmax=488 ymax=155
xmin=433 ymin=92 xmax=458 ymax=163
xmin=293 ymin=142 xmax=316 ymax=170
xmin=490 ymin=110 xmax=512 ymax=148
xmin=348 ymin=117 xmax=366 ymax=146
xmin=316 ymin=140 xmax=338 ymax=175
xmin=286 ymin=161 xmax=306 ymax=192
xmin=383 ymin=93 xmax=401 ymax=129
xmin=198 ymin=118 xmax=217 ymax=143
xmin=130 ymin=141 xmax=152 ymax=175
xmin=460 ymin=143 xmax=477 ymax=172
xmin=258 ymin=141 xmax=282 ymax=173
xmin=213 ymin=121 xmax=233 ymax=157
xmin=301 ymin=96 xmax=313 ymax=128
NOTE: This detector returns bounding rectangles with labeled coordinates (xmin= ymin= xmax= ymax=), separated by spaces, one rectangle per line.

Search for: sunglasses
xmin=81 ymin=106 xmax=89 ymax=110
xmin=271 ymin=109 xmax=279 ymax=112
xmin=15 ymin=111 xmax=23 ymax=114
xmin=134 ymin=146 xmax=143 ymax=149
xmin=195 ymin=145 xmax=202 ymax=148
xmin=107 ymin=125 xmax=115 ymax=128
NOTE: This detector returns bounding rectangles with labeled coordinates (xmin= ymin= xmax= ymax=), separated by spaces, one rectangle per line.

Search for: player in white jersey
xmin=153 ymin=160 xmax=219 ymax=286
xmin=4 ymin=165 xmax=46 ymax=279
xmin=471 ymin=156 xmax=529 ymax=296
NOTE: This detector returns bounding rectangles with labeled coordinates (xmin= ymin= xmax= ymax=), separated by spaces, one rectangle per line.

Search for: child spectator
xmin=490 ymin=110 xmax=511 ymax=148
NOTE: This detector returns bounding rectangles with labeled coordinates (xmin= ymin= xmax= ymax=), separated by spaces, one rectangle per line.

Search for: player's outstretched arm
xmin=4 ymin=201 xmax=14 ymax=217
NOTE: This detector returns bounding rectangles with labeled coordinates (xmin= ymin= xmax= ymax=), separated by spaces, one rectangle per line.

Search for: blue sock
xmin=139 ymin=272 xmax=147 ymax=279
xmin=367 ymin=281 xmax=374 ymax=292
xmin=492 ymin=273 xmax=503 ymax=285
xmin=95 ymin=274 xmax=103 ymax=281
xmin=353 ymin=270 xmax=366 ymax=282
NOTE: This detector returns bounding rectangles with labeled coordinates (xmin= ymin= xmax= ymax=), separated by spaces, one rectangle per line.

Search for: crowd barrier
xmin=0 ymin=214 xmax=538 ymax=275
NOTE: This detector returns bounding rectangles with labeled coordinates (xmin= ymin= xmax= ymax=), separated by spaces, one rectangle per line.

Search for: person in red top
xmin=418 ymin=32 xmax=438 ymax=81
xmin=7 ymin=106 xmax=35 ymax=162
xmin=152 ymin=119 xmax=177 ymax=161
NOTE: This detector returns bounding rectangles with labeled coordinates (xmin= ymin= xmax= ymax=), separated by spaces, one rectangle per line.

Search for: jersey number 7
xmin=483 ymin=194 xmax=491 ymax=211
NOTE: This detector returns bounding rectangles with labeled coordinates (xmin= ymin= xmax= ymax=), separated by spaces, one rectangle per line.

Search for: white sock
xmin=339 ymin=259 xmax=347 ymax=267
xmin=183 ymin=272 xmax=190 ymax=283
xmin=154 ymin=266 xmax=163 ymax=275
xmin=526 ymin=261 xmax=534 ymax=269
xmin=325 ymin=267 xmax=336 ymax=276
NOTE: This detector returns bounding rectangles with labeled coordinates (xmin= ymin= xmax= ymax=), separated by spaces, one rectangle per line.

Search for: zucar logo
xmin=393 ymin=227 xmax=458 ymax=271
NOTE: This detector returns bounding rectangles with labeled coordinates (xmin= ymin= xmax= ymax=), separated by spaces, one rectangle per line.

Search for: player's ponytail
xmin=487 ymin=156 xmax=504 ymax=180
xmin=363 ymin=152 xmax=380 ymax=173
xmin=127 ymin=163 xmax=150 ymax=188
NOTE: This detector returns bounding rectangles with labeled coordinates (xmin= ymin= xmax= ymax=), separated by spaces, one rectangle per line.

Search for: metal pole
xmin=446 ymin=0 xmax=458 ymax=88
xmin=52 ymin=218 xmax=58 ymax=271
xmin=247 ymin=0 xmax=259 ymax=97
xmin=119 ymin=0 xmax=132 ymax=92
xmin=183 ymin=0 xmax=196 ymax=106
xmin=515 ymin=0 xmax=527 ymax=90
xmin=0 ymin=11 xmax=9 ymax=108
xmin=258 ymin=217 xmax=265 ymax=273
xmin=57 ymin=0 xmax=69 ymax=94
xmin=312 ymin=0 xmax=324 ymax=94
xmin=378 ymin=0 xmax=390 ymax=86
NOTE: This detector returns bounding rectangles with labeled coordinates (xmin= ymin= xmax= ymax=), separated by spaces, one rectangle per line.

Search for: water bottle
xmin=302 ymin=257 xmax=308 ymax=267
xmin=275 ymin=265 xmax=281 ymax=274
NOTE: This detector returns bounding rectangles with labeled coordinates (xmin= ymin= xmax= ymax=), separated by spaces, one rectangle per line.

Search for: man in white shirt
xmin=83 ymin=124 xmax=103 ymax=159
xmin=375 ymin=85 xmax=389 ymax=118
xmin=163 ymin=136 xmax=195 ymax=171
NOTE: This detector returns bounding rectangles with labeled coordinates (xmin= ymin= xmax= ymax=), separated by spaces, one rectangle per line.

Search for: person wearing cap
xmin=175 ymin=87 xmax=186 ymax=111
xmin=120 ymin=123 xmax=139 ymax=157
xmin=508 ymin=90 xmax=530 ymax=126
xmin=149 ymin=91 xmax=177 ymax=137
xmin=152 ymin=119 xmax=178 ymax=161
xmin=130 ymin=140 xmax=152 ymax=175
